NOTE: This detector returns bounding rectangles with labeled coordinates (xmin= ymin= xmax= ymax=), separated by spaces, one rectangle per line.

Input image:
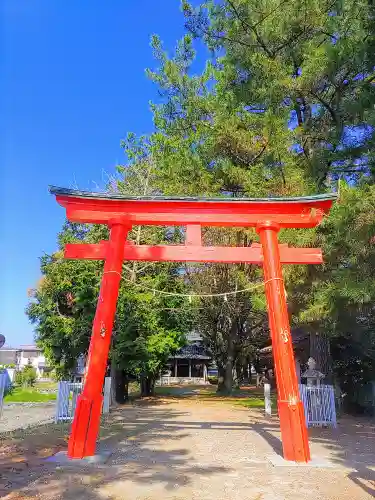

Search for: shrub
xmin=4 ymin=383 xmax=14 ymax=396
xmin=15 ymin=365 xmax=37 ymax=387
xmin=14 ymin=370 xmax=23 ymax=386
xmin=208 ymin=376 xmax=218 ymax=385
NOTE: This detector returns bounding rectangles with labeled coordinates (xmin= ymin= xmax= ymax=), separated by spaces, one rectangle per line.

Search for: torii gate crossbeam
xmin=50 ymin=186 xmax=336 ymax=463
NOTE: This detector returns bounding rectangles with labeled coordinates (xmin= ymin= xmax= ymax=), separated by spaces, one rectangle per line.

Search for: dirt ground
xmin=1 ymin=395 xmax=374 ymax=500
xmin=0 ymin=403 xmax=55 ymax=433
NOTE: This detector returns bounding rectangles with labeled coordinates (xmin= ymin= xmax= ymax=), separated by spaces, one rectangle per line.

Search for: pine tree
xmin=117 ymin=0 xmax=375 ymax=391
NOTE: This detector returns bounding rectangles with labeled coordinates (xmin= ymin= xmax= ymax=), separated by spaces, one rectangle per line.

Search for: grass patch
xmin=155 ymin=386 xmax=186 ymax=396
xmin=234 ymin=396 xmax=277 ymax=409
xmin=4 ymin=387 xmax=57 ymax=403
xmin=154 ymin=384 xmax=277 ymax=410
xmin=35 ymin=380 xmax=57 ymax=390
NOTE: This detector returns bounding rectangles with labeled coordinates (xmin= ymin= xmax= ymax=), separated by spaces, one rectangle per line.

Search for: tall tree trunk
xmin=115 ymin=369 xmax=129 ymax=404
xmin=223 ymin=355 xmax=233 ymax=394
xmin=217 ymin=364 xmax=226 ymax=393
xmin=140 ymin=375 xmax=147 ymax=397
xmin=150 ymin=378 xmax=155 ymax=396
xmin=234 ymin=362 xmax=243 ymax=389
xmin=309 ymin=332 xmax=333 ymax=383
xmin=140 ymin=375 xmax=155 ymax=397
xmin=218 ymin=326 xmax=235 ymax=394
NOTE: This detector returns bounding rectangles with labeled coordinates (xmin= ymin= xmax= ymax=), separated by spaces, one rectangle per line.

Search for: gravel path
xmin=2 ymin=399 xmax=374 ymax=500
xmin=0 ymin=402 xmax=55 ymax=433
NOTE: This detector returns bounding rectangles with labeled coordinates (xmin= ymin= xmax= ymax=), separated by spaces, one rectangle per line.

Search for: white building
xmin=16 ymin=345 xmax=50 ymax=378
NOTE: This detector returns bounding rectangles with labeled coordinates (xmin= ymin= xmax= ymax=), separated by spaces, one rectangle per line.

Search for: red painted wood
xmin=67 ymin=223 xmax=130 ymax=459
xmin=65 ymin=208 xmax=325 ymax=228
xmin=67 ymin=395 xmax=92 ymax=458
xmin=186 ymin=224 xmax=202 ymax=246
xmin=65 ymin=243 xmax=107 ymax=259
xmin=65 ymin=242 xmax=323 ymax=265
xmin=51 ymin=191 xmax=336 ymax=463
xmin=256 ymin=222 xmax=310 ymax=463
xmin=55 ymin=194 xmax=334 ymax=228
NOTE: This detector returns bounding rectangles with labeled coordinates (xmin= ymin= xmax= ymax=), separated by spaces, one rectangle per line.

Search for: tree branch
xmin=226 ymin=0 xmax=275 ymax=58
xmin=191 ymin=23 xmax=256 ymax=49
xmin=309 ymin=90 xmax=338 ymax=124
xmin=253 ymin=0 xmax=292 ymax=29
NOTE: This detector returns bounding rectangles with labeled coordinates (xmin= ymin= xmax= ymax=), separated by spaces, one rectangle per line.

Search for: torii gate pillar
xmin=257 ymin=221 xmax=310 ymax=461
xmin=68 ymin=222 xmax=129 ymax=458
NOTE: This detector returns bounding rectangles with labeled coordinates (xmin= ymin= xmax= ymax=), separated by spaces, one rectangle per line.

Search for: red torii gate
xmin=50 ymin=186 xmax=335 ymax=463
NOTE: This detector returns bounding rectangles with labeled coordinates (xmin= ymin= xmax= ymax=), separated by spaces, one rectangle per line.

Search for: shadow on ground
xmin=1 ymin=389 xmax=374 ymax=499
xmin=153 ymin=386 xmax=375 ymax=497
xmin=1 ymin=403 xmax=230 ymax=499
xmin=308 ymin=415 xmax=375 ymax=497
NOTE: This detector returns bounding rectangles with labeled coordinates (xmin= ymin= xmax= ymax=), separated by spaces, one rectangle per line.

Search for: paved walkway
xmin=2 ymin=399 xmax=375 ymax=500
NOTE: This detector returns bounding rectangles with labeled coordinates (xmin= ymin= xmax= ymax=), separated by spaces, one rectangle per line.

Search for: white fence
xmin=55 ymin=382 xmax=82 ymax=422
xmin=158 ymin=376 xmax=209 ymax=386
xmin=299 ymin=384 xmax=337 ymax=428
xmin=55 ymin=377 xmax=112 ymax=423
xmin=262 ymin=383 xmax=337 ymax=427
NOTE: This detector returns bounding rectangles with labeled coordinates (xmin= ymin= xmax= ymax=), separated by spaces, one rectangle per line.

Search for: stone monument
xmin=301 ymin=357 xmax=325 ymax=386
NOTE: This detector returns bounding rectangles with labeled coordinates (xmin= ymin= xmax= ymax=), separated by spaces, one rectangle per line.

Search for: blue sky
xmin=1 ymin=0 xmax=203 ymax=346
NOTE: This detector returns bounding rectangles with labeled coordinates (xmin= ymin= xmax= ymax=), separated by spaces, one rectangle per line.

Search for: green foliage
xmin=27 ymin=0 xmax=375 ymax=399
xmin=27 ymin=222 xmax=191 ymax=387
xmin=27 ymin=163 xmax=191 ymax=391
xmin=113 ymin=258 xmax=191 ymax=385
xmin=26 ymin=221 xmax=102 ymax=378
xmin=14 ymin=370 xmax=22 ymax=386
xmin=134 ymin=0 xmax=375 ymax=392
xmin=4 ymin=383 xmax=14 ymax=397
xmin=15 ymin=365 xmax=37 ymax=388
xmin=294 ymin=183 xmax=375 ymax=390
xmin=208 ymin=376 xmax=218 ymax=385
xmin=182 ymin=0 xmax=375 ymax=188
